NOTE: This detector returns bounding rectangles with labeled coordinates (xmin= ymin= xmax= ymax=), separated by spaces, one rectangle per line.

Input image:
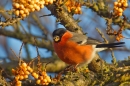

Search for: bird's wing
xmin=69 ymin=32 xmax=125 ymax=47
xmin=86 ymin=37 xmax=102 ymax=45
xmin=69 ymin=32 xmax=101 ymax=45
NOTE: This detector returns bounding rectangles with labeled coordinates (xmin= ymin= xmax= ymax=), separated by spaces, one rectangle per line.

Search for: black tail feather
xmin=96 ymin=42 xmax=125 ymax=48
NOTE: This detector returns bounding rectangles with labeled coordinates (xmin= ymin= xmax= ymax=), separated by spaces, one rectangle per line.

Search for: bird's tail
xmin=96 ymin=42 xmax=125 ymax=48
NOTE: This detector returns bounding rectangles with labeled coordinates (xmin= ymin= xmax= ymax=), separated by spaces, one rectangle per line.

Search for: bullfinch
xmin=52 ymin=28 xmax=125 ymax=66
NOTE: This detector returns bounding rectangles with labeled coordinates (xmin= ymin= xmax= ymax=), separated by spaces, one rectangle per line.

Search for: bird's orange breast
xmin=53 ymin=40 xmax=94 ymax=65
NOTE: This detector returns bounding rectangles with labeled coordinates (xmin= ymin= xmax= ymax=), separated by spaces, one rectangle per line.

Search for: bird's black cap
xmin=52 ymin=28 xmax=66 ymax=37
xmin=52 ymin=28 xmax=67 ymax=42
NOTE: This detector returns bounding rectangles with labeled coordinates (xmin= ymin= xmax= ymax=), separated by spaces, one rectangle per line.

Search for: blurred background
xmin=0 ymin=0 xmax=130 ymax=73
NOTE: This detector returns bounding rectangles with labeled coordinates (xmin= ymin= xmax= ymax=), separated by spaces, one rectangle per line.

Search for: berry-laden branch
xmin=11 ymin=43 xmax=52 ymax=86
xmin=45 ymin=0 xmax=83 ymax=34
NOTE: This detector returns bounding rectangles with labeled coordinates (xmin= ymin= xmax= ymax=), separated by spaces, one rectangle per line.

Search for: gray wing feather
xmin=69 ymin=32 xmax=102 ymax=45
xmin=69 ymin=31 xmax=125 ymax=47
xmin=86 ymin=37 xmax=102 ymax=45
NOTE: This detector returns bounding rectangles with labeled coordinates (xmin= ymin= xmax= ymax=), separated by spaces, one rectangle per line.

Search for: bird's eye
xmin=53 ymin=36 xmax=60 ymax=42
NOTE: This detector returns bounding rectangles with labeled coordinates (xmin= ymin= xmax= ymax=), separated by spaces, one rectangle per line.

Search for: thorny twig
xmin=34 ymin=38 xmax=42 ymax=72
xmin=18 ymin=42 xmax=24 ymax=66
xmin=96 ymin=28 xmax=117 ymax=65
xmin=96 ymin=28 xmax=108 ymax=43
xmin=10 ymin=48 xmax=19 ymax=60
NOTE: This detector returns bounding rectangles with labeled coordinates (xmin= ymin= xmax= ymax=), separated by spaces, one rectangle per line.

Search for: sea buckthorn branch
xmin=83 ymin=0 xmax=130 ymax=41
xmin=113 ymin=0 xmax=128 ymax=17
xmin=0 ymin=17 xmax=22 ymax=29
xmin=31 ymin=13 xmax=49 ymax=37
xmin=0 ymin=29 xmax=53 ymax=51
xmin=106 ymin=16 xmax=127 ymax=41
xmin=12 ymin=0 xmax=56 ymax=18
xmin=11 ymin=43 xmax=52 ymax=86
xmin=45 ymin=1 xmax=83 ymax=34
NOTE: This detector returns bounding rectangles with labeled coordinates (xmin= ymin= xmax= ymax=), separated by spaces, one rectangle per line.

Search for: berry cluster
xmin=65 ymin=0 xmax=82 ymax=14
xmin=44 ymin=0 xmax=56 ymax=5
xmin=35 ymin=71 xmax=51 ymax=85
xmin=12 ymin=0 xmax=56 ymax=18
xmin=12 ymin=62 xmax=33 ymax=86
xmin=113 ymin=29 xmax=124 ymax=41
xmin=116 ymin=33 xmax=124 ymax=41
xmin=11 ymin=61 xmax=51 ymax=86
xmin=113 ymin=0 xmax=128 ymax=16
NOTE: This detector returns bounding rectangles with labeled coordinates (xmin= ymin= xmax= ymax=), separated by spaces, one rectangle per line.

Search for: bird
xmin=52 ymin=28 xmax=125 ymax=66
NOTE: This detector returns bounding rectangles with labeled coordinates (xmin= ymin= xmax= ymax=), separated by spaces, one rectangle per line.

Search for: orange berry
xmin=67 ymin=7 xmax=71 ymax=12
xmin=46 ymin=76 xmax=51 ymax=82
xmin=35 ymin=74 xmax=39 ymax=79
xmin=13 ymin=3 xmax=20 ymax=8
xmin=116 ymin=36 xmax=120 ymax=41
xmin=118 ymin=12 xmax=122 ymax=16
xmin=29 ymin=68 xmax=33 ymax=73
xmin=40 ymin=4 xmax=44 ymax=9
xmin=40 ymin=1 xmax=45 ymax=5
xmin=41 ymin=71 xmax=46 ymax=75
xmin=123 ymin=2 xmax=128 ymax=7
xmin=43 ymin=79 xmax=47 ymax=83
xmin=27 ymin=66 xmax=31 ymax=70
xmin=19 ymin=4 xmax=25 ymax=10
xmin=19 ymin=10 xmax=24 ymax=15
xmin=30 ymin=8 xmax=35 ymax=12
xmin=24 ymin=74 xmax=28 ymax=79
xmin=27 ymin=66 xmax=33 ymax=72
xmin=114 ymin=7 xmax=119 ymax=11
xmin=16 ymin=81 xmax=21 ymax=85
xmin=30 ymin=1 xmax=35 ymax=4
xmin=39 ymin=76 xmax=44 ymax=80
xmin=21 ymin=0 xmax=26 ymax=4
xmin=29 ymin=5 xmax=33 ymax=9
xmin=114 ymin=2 xmax=118 ymax=6
xmin=45 ymin=0 xmax=49 ymax=3
xmin=32 ymin=72 xmax=39 ymax=79
xmin=19 ymin=70 xmax=24 ymax=75
xmin=25 ymin=71 xmax=30 ymax=75
xmin=36 ymin=79 xmax=41 ymax=84
xmin=24 ymin=9 xmax=29 ymax=14
xmin=22 ymin=14 xmax=26 ymax=18
xmin=12 ymin=69 xmax=16 ymax=75
xmin=117 ymin=2 xmax=122 ymax=7
xmin=45 ymin=2 xmax=48 ymax=5
xmin=15 ymin=75 xmax=20 ymax=81
xmin=49 ymin=0 xmax=53 ymax=4
xmin=19 ymin=75 xmax=24 ymax=80
xmin=35 ymin=6 xmax=40 ymax=11
xmin=22 ymin=67 xmax=27 ymax=72
xmin=118 ymin=8 xmax=123 ymax=13
xmin=15 ymin=10 xmax=20 ymax=16
xmin=44 ymin=82 xmax=49 ymax=85
xmin=32 ymin=72 xmax=36 ymax=76
xmin=21 ymin=62 xmax=27 ymax=68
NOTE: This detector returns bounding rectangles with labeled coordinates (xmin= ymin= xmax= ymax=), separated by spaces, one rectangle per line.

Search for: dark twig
xmin=10 ymin=48 xmax=19 ymax=60
xmin=96 ymin=28 xmax=117 ymax=65
xmin=96 ymin=28 xmax=108 ymax=43
xmin=18 ymin=42 xmax=24 ymax=65
xmin=34 ymin=38 xmax=42 ymax=72
xmin=39 ymin=14 xmax=53 ymax=17
xmin=34 ymin=38 xmax=40 ymax=57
